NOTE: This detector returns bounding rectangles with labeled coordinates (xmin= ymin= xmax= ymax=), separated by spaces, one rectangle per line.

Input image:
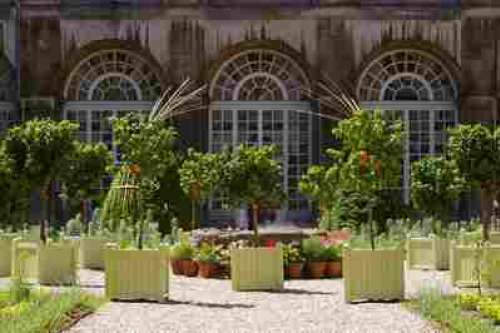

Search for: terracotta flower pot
xmin=181 ymin=259 xmax=198 ymax=277
xmin=325 ymin=261 xmax=342 ymax=278
xmin=198 ymin=262 xmax=218 ymax=278
xmin=171 ymin=259 xmax=184 ymax=275
xmin=288 ymin=263 xmax=304 ymax=279
xmin=308 ymin=261 xmax=326 ymax=279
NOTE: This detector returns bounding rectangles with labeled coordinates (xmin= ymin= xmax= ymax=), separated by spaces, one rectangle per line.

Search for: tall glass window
xmin=209 ymin=49 xmax=312 ymax=222
xmin=357 ymin=49 xmax=458 ymax=202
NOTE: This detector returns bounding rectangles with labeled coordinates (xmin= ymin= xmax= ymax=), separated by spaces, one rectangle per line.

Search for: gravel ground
xmin=56 ymin=266 xmax=453 ymax=333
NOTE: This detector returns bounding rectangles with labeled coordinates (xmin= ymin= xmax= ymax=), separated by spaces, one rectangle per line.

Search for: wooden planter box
xmin=12 ymin=239 xmax=39 ymax=279
xmin=80 ymin=238 xmax=108 ymax=269
xmin=0 ymin=235 xmax=16 ymax=277
xmin=38 ymin=243 xmax=78 ymax=285
xmin=450 ymin=244 xmax=500 ymax=288
xmin=230 ymin=246 xmax=283 ymax=291
xmin=407 ymin=238 xmax=450 ymax=270
xmin=490 ymin=232 xmax=500 ymax=245
xmin=343 ymin=248 xmax=405 ymax=302
xmin=105 ymin=247 xmax=169 ymax=302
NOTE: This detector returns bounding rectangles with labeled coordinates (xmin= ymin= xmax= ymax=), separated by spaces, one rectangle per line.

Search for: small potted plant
xmin=196 ymin=243 xmax=220 ymax=278
xmin=283 ymin=244 xmax=304 ymax=279
xmin=302 ymin=237 xmax=327 ymax=279
xmin=324 ymin=244 xmax=342 ymax=278
xmin=170 ymin=232 xmax=197 ymax=277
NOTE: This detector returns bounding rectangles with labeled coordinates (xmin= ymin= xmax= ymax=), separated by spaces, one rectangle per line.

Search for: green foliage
xmin=322 ymin=244 xmax=342 ymax=262
xmin=304 ymin=110 xmax=403 ymax=246
xmin=411 ymin=288 xmax=495 ymax=333
xmin=282 ymin=244 xmax=304 ymax=266
xmin=301 ymin=237 xmax=326 ymax=262
xmin=448 ymin=125 xmax=500 ymax=187
xmin=111 ymin=114 xmax=190 ymax=233
xmin=4 ymin=120 xmax=79 ymax=240
xmin=195 ymin=243 xmax=221 ymax=264
xmin=328 ymin=110 xmax=403 ymax=195
xmin=299 ymin=165 xmax=339 ymax=212
xmin=0 ymin=289 xmax=105 ymax=333
xmin=221 ymin=145 xmax=284 ymax=244
xmin=60 ymin=142 xmax=112 ymax=212
xmin=221 ymin=145 xmax=284 ymax=209
xmin=179 ymin=149 xmax=224 ymax=229
xmin=0 ymin=142 xmax=29 ymax=231
xmin=448 ymin=124 xmax=500 ymax=240
xmin=170 ymin=232 xmax=195 ymax=260
xmin=411 ymin=156 xmax=466 ymax=229
xmin=113 ymin=114 xmax=178 ymax=181
xmin=4 ymin=119 xmax=78 ymax=189
xmin=101 ymin=166 xmax=143 ymax=231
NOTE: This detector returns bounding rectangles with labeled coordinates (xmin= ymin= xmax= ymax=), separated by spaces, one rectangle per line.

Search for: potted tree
xmin=5 ymin=120 xmax=80 ymax=285
xmin=179 ymin=149 xmax=223 ymax=231
xmin=302 ymin=237 xmax=327 ymax=279
xmin=103 ymin=166 xmax=170 ymax=301
xmin=325 ymin=109 xmax=404 ymax=302
xmin=221 ymin=145 xmax=285 ymax=291
xmin=60 ymin=142 xmax=112 ymax=270
xmin=282 ymin=244 xmax=305 ymax=279
xmin=447 ymin=125 xmax=500 ymax=286
xmin=409 ymin=156 xmax=466 ymax=270
xmin=196 ymin=243 xmax=221 ymax=278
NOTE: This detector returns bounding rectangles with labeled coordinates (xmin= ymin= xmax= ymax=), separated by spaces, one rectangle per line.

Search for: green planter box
xmin=230 ymin=246 xmax=283 ymax=291
xmin=12 ymin=239 xmax=39 ymax=279
xmin=343 ymin=248 xmax=405 ymax=302
xmin=105 ymin=247 xmax=169 ymax=302
xmin=407 ymin=238 xmax=450 ymax=270
xmin=38 ymin=243 xmax=78 ymax=285
xmin=80 ymin=238 xmax=108 ymax=269
xmin=0 ymin=235 xmax=16 ymax=277
xmin=450 ymin=244 xmax=500 ymax=288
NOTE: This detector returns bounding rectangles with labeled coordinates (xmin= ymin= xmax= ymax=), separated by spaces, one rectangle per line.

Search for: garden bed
xmin=0 ymin=289 xmax=105 ymax=333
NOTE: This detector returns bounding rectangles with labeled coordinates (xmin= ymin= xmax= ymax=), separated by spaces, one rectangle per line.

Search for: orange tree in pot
xmin=302 ymin=237 xmax=327 ymax=279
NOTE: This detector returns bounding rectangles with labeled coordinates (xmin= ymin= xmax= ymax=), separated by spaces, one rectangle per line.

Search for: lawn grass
xmin=406 ymin=288 xmax=497 ymax=333
xmin=0 ymin=289 xmax=105 ymax=333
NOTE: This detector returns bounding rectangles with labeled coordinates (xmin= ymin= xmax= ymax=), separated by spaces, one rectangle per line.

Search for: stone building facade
xmin=1 ymin=0 xmax=499 ymax=224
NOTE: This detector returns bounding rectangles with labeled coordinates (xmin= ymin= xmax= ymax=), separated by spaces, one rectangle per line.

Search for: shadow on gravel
xmin=164 ymin=299 xmax=255 ymax=309
xmin=266 ymin=288 xmax=336 ymax=295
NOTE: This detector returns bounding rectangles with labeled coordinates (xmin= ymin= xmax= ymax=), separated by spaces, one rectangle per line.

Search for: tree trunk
xmin=191 ymin=200 xmax=196 ymax=231
xmin=480 ymin=185 xmax=494 ymax=241
xmin=369 ymin=208 xmax=375 ymax=250
xmin=252 ymin=203 xmax=260 ymax=247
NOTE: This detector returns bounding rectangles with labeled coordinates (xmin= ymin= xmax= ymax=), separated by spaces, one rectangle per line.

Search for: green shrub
xmin=458 ymin=293 xmax=482 ymax=311
xmin=302 ymin=237 xmax=326 ymax=262
xmin=195 ymin=243 xmax=221 ymax=264
xmin=323 ymin=245 xmax=341 ymax=262
xmin=170 ymin=232 xmax=195 ymax=260
xmin=411 ymin=288 xmax=495 ymax=333
xmin=282 ymin=244 xmax=304 ymax=266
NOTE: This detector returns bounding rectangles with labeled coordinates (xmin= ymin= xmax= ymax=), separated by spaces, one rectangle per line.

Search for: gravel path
xmin=60 ymin=266 xmax=453 ymax=333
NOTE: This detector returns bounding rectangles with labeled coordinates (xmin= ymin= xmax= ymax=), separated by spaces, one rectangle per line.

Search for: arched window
xmin=64 ymin=49 xmax=163 ymax=158
xmin=209 ymin=49 xmax=312 ymax=222
xmin=357 ymin=49 xmax=458 ymax=202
